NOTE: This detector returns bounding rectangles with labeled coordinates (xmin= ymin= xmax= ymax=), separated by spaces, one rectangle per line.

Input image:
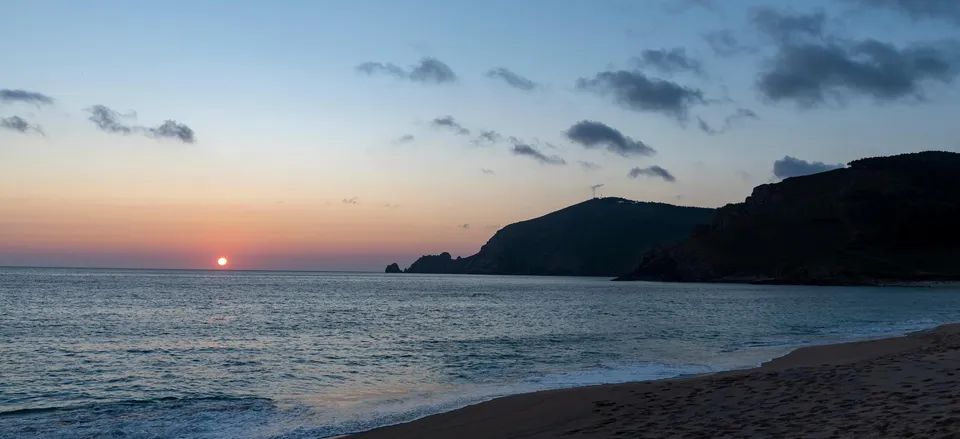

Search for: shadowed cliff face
xmin=618 ymin=151 xmax=960 ymax=285
xmin=402 ymin=198 xmax=714 ymax=277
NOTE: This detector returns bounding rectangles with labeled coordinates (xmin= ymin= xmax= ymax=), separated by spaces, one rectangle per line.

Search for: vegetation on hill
xmin=397 ymin=197 xmax=714 ymax=277
xmin=617 ymin=151 xmax=960 ymax=285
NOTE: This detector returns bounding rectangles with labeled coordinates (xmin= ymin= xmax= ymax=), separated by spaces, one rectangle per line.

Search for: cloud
xmin=757 ymin=39 xmax=960 ymax=107
xmin=0 ymin=116 xmax=43 ymax=135
xmin=486 ymin=68 xmax=539 ymax=91
xmin=431 ymin=116 xmax=470 ymax=135
xmin=86 ymin=105 xmax=196 ymax=143
xmin=704 ymin=30 xmax=758 ymax=57
xmin=472 ymin=130 xmax=502 ymax=146
xmin=773 ymin=156 xmax=844 ymax=179
xmin=635 ymin=48 xmax=704 ymax=76
xmin=751 ymin=8 xmax=960 ymax=107
xmin=480 ymin=168 xmax=496 ymax=175
xmin=698 ymin=108 xmax=760 ymax=135
xmin=751 ymin=7 xmax=827 ymax=44
xmin=579 ymin=160 xmax=601 ymax=170
xmin=844 ymin=0 xmax=960 ymax=25
xmin=342 ymin=197 xmax=359 ymax=205
xmin=87 ymin=105 xmax=134 ymax=134
xmin=0 ymin=89 xmax=54 ymax=106
xmin=628 ymin=165 xmax=677 ymax=182
xmin=392 ymin=134 xmax=415 ymax=145
xmin=576 ymin=70 xmax=706 ymax=120
xmin=510 ymin=138 xmax=566 ymax=165
xmin=565 ymin=120 xmax=655 ymax=157
xmin=384 ymin=203 xmax=400 ymax=208
xmin=149 ymin=120 xmax=195 ymax=143
xmin=356 ymin=57 xmax=457 ymax=84
xmin=459 ymin=223 xmax=470 ymax=229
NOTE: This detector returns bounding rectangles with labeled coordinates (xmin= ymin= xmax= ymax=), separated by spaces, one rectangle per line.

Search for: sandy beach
xmin=352 ymin=324 xmax=960 ymax=438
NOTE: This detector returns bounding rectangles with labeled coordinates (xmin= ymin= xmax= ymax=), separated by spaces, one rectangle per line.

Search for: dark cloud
xmin=149 ymin=120 xmax=195 ymax=143
xmin=480 ymin=168 xmax=496 ymax=175
xmin=510 ymin=138 xmax=566 ymax=165
xmin=357 ymin=57 xmax=457 ymax=84
xmin=0 ymin=116 xmax=43 ymax=134
xmin=472 ymin=130 xmax=502 ymax=145
xmin=635 ymin=48 xmax=704 ymax=76
xmin=486 ymin=68 xmax=539 ymax=91
xmin=757 ymin=38 xmax=960 ymax=107
xmin=87 ymin=105 xmax=134 ymax=134
xmin=0 ymin=89 xmax=54 ymax=105
xmin=697 ymin=118 xmax=719 ymax=135
xmin=393 ymin=134 xmax=415 ymax=145
xmin=579 ymin=160 xmax=601 ymax=170
xmin=431 ymin=116 xmax=470 ymax=136
xmin=773 ymin=156 xmax=844 ymax=179
xmin=565 ymin=120 xmax=656 ymax=157
xmin=86 ymin=105 xmax=196 ymax=143
xmin=342 ymin=197 xmax=359 ymax=205
xmin=576 ymin=70 xmax=706 ymax=120
xmin=844 ymin=0 xmax=960 ymax=25
xmin=704 ymin=30 xmax=758 ymax=57
xmin=629 ymin=165 xmax=677 ymax=182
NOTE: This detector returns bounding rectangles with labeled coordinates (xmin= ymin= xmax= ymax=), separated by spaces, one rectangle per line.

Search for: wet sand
xmin=351 ymin=324 xmax=960 ymax=438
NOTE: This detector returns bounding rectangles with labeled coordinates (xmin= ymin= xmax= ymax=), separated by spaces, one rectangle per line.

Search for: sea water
xmin=2 ymin=267 xmax=959 ymax=438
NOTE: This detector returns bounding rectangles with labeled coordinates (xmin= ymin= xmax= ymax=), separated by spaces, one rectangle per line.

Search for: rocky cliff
xmin=402 ymin=197 xmax=714 ymax=277
xmin=617 ymin=151 xmax=960 ymax=285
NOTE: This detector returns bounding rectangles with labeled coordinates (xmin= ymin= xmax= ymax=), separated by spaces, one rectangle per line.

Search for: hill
xmin=617 ymin=151 xmax=960 ymax=285
xmin=398 ymin=197 xmax=715 ymax=277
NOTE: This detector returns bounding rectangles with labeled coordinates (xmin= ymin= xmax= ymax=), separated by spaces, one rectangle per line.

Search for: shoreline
xmin=348 ymin=323 xmax=960 ymax=438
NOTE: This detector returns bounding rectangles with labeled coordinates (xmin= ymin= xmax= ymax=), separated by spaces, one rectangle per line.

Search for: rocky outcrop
xmin=384 ymin=263 xmax=402 ymax=273
xmin=403 ymin=197 xmax=714 ymax=277
xmin=617 ymin=151 xmax=960 ymax=285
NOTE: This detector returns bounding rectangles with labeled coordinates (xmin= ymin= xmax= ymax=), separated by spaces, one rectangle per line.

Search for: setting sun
xmin=217 ymin=257 xmax=228 ymax=267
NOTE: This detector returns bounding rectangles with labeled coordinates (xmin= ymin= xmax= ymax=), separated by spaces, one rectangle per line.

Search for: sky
xmin=2 ymin=0 xmax=960 ymax=271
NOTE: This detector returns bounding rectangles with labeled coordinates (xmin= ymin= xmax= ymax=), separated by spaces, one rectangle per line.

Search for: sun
xmin=217 ymin=257 xmax=228 ymax=267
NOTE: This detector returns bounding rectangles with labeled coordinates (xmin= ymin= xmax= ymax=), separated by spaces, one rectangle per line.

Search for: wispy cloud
xmin=773 ymin=156 xmax=844 ymax=179
xmin=0 ymin=116 xmax=44 ymax=135
xmin=697 ymin=108 xmax=760 ymax=135
xmin=86 ymin=105 xmax=196 ymax=143
xmin=486 ymin=67 xmax=539 ymax=91
xmin=629 ymin=165 xmax=677 ymax=182
xmin=565 ymin=120 xmax=655 ymax=157
xmin=431 ymin=116 xmax=470 ymax=136
xmin=510 ymin=138 xmax=566 ymax=165
xmin=342 ymin=197 xmax=359 ymax=205
xmin=392 ymin=134 xmax=415 ymax=145
xmin=472 ymin=130 xmax=502 ymax=146
xmin=356 ymin=57 xmax=458 ymax=84
xmin=481 ymin=168 xmax=496 ymax=175
xmin=579 ymin=160 xmax=601 ymax=170
xmin=635 ymin=48 xmax=704 ymax=76
xmin=0 ymin=89 xmax=54 ymax=106
xmin=459 ymin=223 xmax=470 ymax=229
xmin=843 ymin=0 xmax=960 ymax=25
xmin=703 ymin=30 xmax=758 ymax=57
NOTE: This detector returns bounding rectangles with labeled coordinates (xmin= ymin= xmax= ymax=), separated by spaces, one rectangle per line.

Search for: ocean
xmin=2 ymin=267 xmax=959 ymax=438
